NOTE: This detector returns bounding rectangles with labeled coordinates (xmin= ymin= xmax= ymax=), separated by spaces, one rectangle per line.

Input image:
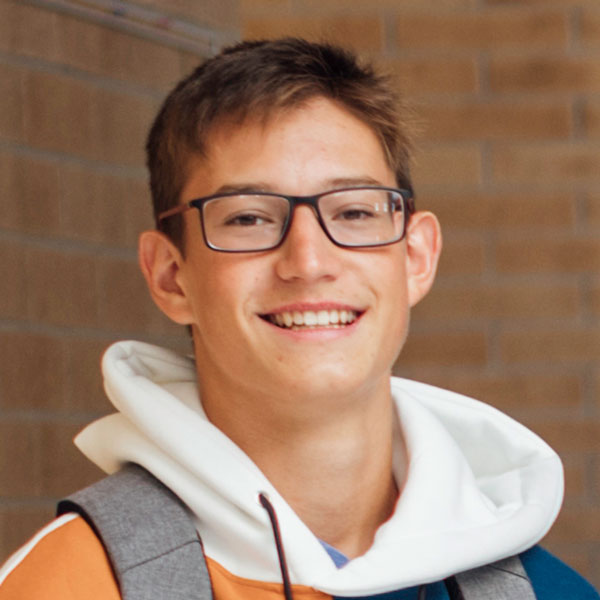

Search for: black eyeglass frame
xmin=157 ymin=186 xmax=416 ymax=253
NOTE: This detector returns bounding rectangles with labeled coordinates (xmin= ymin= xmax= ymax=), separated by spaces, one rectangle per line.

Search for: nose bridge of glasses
xmin=284 ymin=194 xmax=331 ymax=241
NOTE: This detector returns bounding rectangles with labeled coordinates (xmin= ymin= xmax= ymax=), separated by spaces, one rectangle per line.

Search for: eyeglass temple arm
xmin=157 ymin=203 xmax=194 ymax=222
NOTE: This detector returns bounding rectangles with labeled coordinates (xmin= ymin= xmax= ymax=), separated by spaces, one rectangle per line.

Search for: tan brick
xmin=417 ymin=101 xmax=571 ymax=141
xmin=254 ymin=0 xmax=479 ymax=12
xmin=97 ymin=257 xmax=181 ymax=335
xmin=135 ymin=0 xmax=239 ymax=29
xmin=589 ymin=194 xmax=600 ymax=225
xmin=0 ymin=420 xmax=42 ymax=497
xmin=25 ymin=247 xmax=99 ymax=327
xmin=413 ymin=144 xmax=482 ymax=188
xmin=0 ymin=239 xmax=27 ymax=320
xmin=488 ymin=0 xmax=597 ymax=5
xmin=90 ymin=89 xmax=158 ymax=166
xmin=39 ymin=422 xmax=104 ymax=497
xmin=0 ymin=332 xmax=110 ymax=414
xmin=589 ymin=281 xmax=600 ymax=316
xmin=243 ymin=16 xmax=384 ymax=52
xmin=414 ymin=282 xmax=580 ymax=320
xmin=396 ymin=0 xmax=479 ymax=5
xmin=581 ymin=9 xmax=600 ymax=46
xmin=398 ymin=331 xmax=488 ymax=367
xmin=583 ymin=99 xmax=600 ymax=138
xmin=0 ymin=2 xmax=184 ymax=92
xmin=592 ymin=454 xmax=600 ymax=498
xmin=54 ymin=15 xmax=183 ymax=92
xmin=0 ymin=506 xmax=55 ymax=563
xmin=22 ymin=70 xmax=95 ymax=157
xmin=125 ymin=179 xmax=156 ymax=240
xmin=64 ymin=337 xmax=112 ymax=414
xmin=58 ymin=165 xmax=151 ymax=248
xmin=423 ymin=192 xmax=576 ymax=230
xmin=500 ymin=329 xmax=600 ymax=363
xmin=396 ymin=10 xmax=567 ymax=50
xmin=563 ymin=458 xmax=586 ymax=499
xmin=490 ymin=56 xmax=600 ymax=93
xmin=0 ymin=152 xmax=61 ymax=235
xmin=0 ymin=332 xmax=65 ymax=411
xmin=20 ymin=70 xmax=154 ymax=166
xmin=394 ymin=372 xmax=582 ymax=412
xmin=543 ymin=506 xmax=600 ymax=542
xmin=0 ymin=62 xmax=25 ymax=142
xmin=0 ymin=2 xmax=59 ymax=59
xmin=58 ymin=165 xmax=127 ymax=246
xmin=179 ymin=50 xmax=204 ymax=79
xmin=492 ymin=143 xmax=600 ymax=184
xmin=240 ymin=0 xmax=290 ymax=12
xmin=496 ymin=237 xmax=600 ymax=273
xmin=436 ymin=237 xmax=486 ymax=276
xmin=493 ymin=191 xmax=577 ymax=227
xmin=385 ymin=57 xmax=478 ymax=96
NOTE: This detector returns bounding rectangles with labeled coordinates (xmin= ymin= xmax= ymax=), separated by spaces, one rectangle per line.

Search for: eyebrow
xmin=212 ymin=176 xmax=387 ymax=196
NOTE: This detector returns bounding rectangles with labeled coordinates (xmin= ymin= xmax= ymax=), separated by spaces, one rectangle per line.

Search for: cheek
xmin=186 ymin=260 xmax=262 ymax=325
xmin=375 ymin=256 xmax=410 ymax=326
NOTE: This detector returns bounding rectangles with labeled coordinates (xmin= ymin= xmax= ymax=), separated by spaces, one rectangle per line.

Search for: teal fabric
xmin=333 ymin=580 xmax=448 ymax=600
xmin=522 ymin=546 xmax=599 ymax=599
xmin=332 ymin=546 xmax=600 ymax=599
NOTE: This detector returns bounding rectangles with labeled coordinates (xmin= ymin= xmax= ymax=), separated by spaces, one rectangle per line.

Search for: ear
xmin=404 ymin=211 xmax=442 ymax=307
xmin=138 ymin=230 xmax=194 ymax=324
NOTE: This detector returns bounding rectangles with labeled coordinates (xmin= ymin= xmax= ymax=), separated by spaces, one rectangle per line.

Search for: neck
xmin=199 ymin=374 xmax=404 ymax=559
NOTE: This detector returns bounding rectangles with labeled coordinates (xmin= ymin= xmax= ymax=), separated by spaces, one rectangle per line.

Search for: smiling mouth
xmin=262 ymin=309 xmax=360 ymax=330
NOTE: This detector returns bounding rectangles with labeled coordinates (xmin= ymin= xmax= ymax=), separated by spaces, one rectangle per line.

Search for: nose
xmin=273 ymin=206 xmax=343 ymax=282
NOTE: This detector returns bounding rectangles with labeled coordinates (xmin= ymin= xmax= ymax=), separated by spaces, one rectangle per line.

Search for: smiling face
xmin=142 ymin=97 xmax=440 ymax=419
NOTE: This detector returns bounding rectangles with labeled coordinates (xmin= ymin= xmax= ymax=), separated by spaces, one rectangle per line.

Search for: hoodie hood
xmin=75 ymin=340 xmax=563 ymax=596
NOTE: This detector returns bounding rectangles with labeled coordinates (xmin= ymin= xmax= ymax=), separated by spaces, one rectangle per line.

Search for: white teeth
xmin=268 ymin=309 xmax=358 ymax=329
xmin=317 ymin=310 xmax=329 ymax=326
xmin=304 ymin=311 xmax=317 ymax=326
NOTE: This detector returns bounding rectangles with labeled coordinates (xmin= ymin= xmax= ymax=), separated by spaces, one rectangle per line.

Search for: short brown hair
xmin=146 ymin=38 xmax=415 ymax=247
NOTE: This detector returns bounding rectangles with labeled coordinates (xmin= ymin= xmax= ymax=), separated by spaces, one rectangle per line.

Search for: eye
xmin=334 ymin=205 xmax=377 ymax=221
xmin=223 ymin=212 xmax=274 ymax=226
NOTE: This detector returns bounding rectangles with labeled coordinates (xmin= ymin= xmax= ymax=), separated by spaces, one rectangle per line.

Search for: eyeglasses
xmin=158 ymin=186 xmax=415 ymax=253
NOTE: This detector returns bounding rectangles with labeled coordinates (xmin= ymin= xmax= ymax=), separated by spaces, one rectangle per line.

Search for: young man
xmin=1 ymin=38 xmax=598 ymax=599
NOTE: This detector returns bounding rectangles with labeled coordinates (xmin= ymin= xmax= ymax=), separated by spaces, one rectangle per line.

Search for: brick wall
xmin=0 ymin=0 xmax=237 ymax=562
xmin=1 ymin=0 xmax=599 ymax=590
xmin=241 ymin=0 xmax=600 ymax=586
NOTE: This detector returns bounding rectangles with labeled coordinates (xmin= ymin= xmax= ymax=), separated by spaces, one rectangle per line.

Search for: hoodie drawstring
xmin=259 ymin=492 xmax=432 ymax=600
xmin=259 ymin=492 xmax=294 ymax=600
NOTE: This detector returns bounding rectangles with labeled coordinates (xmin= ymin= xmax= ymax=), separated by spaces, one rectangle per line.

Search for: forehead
xmin=182 ymin=97 xmax=395 ymax=199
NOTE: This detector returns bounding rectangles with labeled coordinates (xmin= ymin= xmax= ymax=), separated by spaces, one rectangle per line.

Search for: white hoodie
xmin=75 ymin=340 xmax=564 ymax=597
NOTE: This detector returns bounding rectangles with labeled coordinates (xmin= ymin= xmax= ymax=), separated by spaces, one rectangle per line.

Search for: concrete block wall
xmin=1 ymin=0 xmax=599 ymax=590
xmin=240 ymin=0 xmax=600 ymax=586
xmin=0 ymin=0 xmax=237 ymax=562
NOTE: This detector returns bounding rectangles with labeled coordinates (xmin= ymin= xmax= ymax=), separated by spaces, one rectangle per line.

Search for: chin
xmin=281 ymin=365 xmax=384 ymax=402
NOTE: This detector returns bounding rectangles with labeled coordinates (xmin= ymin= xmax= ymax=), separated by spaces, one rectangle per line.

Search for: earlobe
xmin=138 ymin=230 xmax=194 ymax=324
xmin=404 ymin=211 xmax=442 ymax=307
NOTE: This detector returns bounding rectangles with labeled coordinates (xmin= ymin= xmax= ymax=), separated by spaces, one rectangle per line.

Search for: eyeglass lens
xmin=202 ymin=189 xmax=406 ymax=251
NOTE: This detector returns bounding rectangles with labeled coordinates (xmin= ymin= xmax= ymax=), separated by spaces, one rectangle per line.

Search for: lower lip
xmin=261 ymin=315 xmax=362 ymax=340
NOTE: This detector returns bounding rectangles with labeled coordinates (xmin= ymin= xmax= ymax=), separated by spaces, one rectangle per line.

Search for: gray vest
xmin=57 ymin=463 xmax=536 ymax=600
